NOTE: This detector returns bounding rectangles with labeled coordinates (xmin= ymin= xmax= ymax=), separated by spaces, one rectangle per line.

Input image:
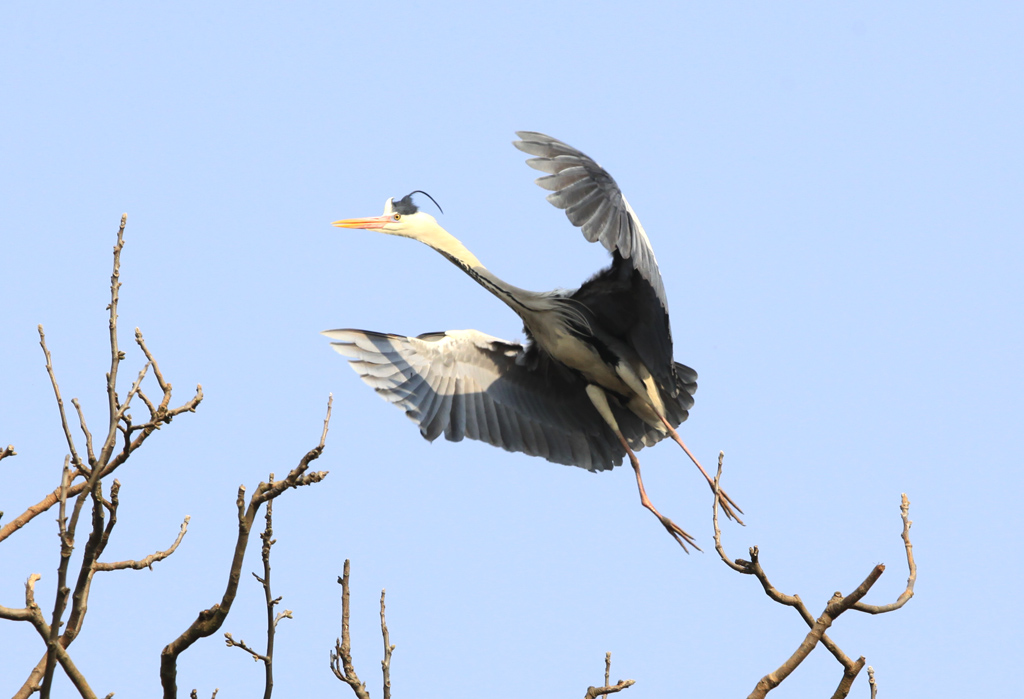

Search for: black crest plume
xmin=394 ymin=190 xmax=444 ymax=215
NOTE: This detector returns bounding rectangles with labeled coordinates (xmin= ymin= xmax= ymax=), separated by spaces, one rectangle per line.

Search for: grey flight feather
xmin=323 ymin=328 xmax=689 ymax=472
xmin=513 ymin=131 xmax=668 ymax=310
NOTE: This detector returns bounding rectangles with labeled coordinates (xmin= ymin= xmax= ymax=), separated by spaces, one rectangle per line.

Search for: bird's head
xmin=332 ymin=190 xmax=443 ymax=241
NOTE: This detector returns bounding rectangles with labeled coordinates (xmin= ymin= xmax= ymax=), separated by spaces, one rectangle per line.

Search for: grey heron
xmin=324 ymin=132 xmax=741 ymax=550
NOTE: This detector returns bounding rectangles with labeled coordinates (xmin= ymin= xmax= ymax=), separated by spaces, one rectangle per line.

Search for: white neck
xmin=404 ymin=216 xmax=550 ymax=315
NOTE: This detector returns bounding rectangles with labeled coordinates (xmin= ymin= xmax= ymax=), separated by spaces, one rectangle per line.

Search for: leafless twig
xmin=160 ymin=397 xmax=332 ymax=699
xmin=223 ymin=482 xmax=294 ymax=699
xmin=94 ymin=516 xmax=190 ymax=571
xmin=38 ymin=326 xmax=84 ymax=475
xmin=224 ymin=633 xmax=268 ymax=662
xmin=258 ymin=495 xmax=282 ymax=699
xmin=331 ymin=559 xmax=370 ymax=699
xmin=380 ymin=590 xmax=394 ymax=699
xmin=97 ymin=215 xmax=127 ymax=471
xmin=71 ymin=399 xmax=96 ymax=471
xmin=853 ymin=494 xmax=916 ymax=614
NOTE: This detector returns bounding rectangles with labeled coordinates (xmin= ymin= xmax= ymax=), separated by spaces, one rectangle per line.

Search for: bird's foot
xmin=710 ymin=484 xmax=745 ymax=526
xmin=660 ymin=419 xmax=746 ymax=526
xmin=656 ymin=512 xmax=702 ymax=553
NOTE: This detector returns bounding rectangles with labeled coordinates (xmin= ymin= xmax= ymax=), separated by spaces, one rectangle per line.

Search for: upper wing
xmin=323 ymin=328 xmax=673 ymax=472
xmin=513 ymin=131 xmax=667 ymax=310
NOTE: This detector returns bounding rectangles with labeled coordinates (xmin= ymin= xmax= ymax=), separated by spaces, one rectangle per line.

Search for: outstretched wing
xmin=513 ymin=131 xmax=667 ymax=310
xmin=323 ymin=328 xmax=678 ymax=472
xmin=514 ymin=131 xmax=683 ymax=396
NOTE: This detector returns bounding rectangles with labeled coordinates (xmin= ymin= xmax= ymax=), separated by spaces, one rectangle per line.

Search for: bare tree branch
xmin=225 ymin=633 xmax=268 ymax=663
xmin=748 ymin=567 xmax=884 ymax=698
xmin=584 ymin=652 xmax=634 ymax=699
xmin=2 ymin=287 xmax=203 ymax=547
xmin=2 ymin=444 xmax=18 ymax=462
xmin=160 ymin=397 xmax=332 ymax=699
xmin=259 ymin=487 xmax=280 ymax=696
xmin=712 ymin=452 xmax=916 ymax=698
xmin=0 ymin=376 xmax=202 ymax=544
xmin=6 ymin=574 xmax=102 ymax=699
xmin=39 ymin=396 xmax=131 ymax=697
xmin=6 ymin=216 xmax=202 ymax=698
xmin=329 ymin=556 xmax=398 ymax=699
xmin=41 ymin=458 xmax=75 ymax=698
xmin=714 ymin=455 xmax=860 ymax=672
xmin=71 ymin=398 xmax=97 ymax=470
xmin=331 ymin=559 xmax=370 ymax=699
xmin=224 ymin=484 xmax=292 ymax=699
xmin=94 ymin=516 xmax=190 ymax=571
xmin=38 ymin=326 xmax=84 ymax=474
xmin=135 ymin=327 xmax=172 ymax=408
xmin=97 ymin=214 xmax=127 ymax=470
xmin=0 ymin=573 xmax=44 ymax=622
xmin=584 ymin=680 xmax=635 ymax=699
xmin=853 ymin=494 xmax=916 ymax=614
xmin=712 ymin=452 xmax=747 ymax=574
xmin=830 ymin=656 xmax=866 ymax=699
xmin=380 ymin=590 xmax=393 ymax=699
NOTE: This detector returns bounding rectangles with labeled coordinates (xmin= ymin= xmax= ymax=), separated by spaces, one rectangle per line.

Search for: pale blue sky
xmin=2 ymin=3 xmax=1021 ymax=697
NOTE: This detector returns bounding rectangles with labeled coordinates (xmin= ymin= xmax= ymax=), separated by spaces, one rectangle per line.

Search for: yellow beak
xmin=331 ymin=215 xmax=391 ymax=230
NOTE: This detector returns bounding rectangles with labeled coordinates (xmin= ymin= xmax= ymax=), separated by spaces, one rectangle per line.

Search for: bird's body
xmin=327 ymin=132 xmax=740 ymax=549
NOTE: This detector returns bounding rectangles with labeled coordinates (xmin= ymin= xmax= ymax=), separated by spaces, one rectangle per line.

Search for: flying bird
xmin=324 ymin=132 xmax=741 ymax=550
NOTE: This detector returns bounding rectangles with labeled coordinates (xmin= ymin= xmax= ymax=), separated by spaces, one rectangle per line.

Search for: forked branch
xmin=584 ymin=652 xmax=635 ymax=699
xmin=330 ymin=559 xmax=370 ymax=699
xmin=160 ymin=396 xmax=332 ymax=699
xmin=0 ymin=330 xmax=202 ymax=546
xmin=711 ymin=452 xmax=916 ymax=698
xmin=330 ymin=558 xmax=398 ymax=699
xmin=6 ymin=216 xmax=202 ymax=699
xmin=224 ymin=487 xmax=294 ymax=699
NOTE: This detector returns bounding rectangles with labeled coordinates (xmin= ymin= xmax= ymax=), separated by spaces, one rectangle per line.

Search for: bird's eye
xmin=392 ymin=214 xmax=401 ymax=221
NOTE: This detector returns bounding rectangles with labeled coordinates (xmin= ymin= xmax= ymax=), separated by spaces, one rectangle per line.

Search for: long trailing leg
xmin=614 ymin=431 xmax=700 ymax=552
xmin=585 ymin=384 xmax=699 ymax=551
xmin=658 ymin=416 xmax=745 ymax=525
xmin=612 ymin=362 xmax=745 ymax=525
